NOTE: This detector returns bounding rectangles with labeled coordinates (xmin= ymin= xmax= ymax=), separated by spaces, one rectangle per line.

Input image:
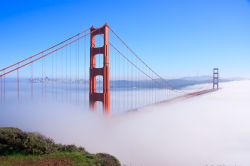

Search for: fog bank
xmin=1 ymin=80 xmax=250 ymax=166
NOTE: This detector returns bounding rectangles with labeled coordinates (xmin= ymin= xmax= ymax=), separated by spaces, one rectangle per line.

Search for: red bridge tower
xmin=89 ymin=24 xmax=110 ymax=112
xmin=213 ymin=68 xmax=219 ymax=89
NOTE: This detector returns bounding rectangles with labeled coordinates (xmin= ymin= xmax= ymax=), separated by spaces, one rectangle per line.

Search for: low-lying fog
xmin=1 ymin=80 xmax=250 ymax=166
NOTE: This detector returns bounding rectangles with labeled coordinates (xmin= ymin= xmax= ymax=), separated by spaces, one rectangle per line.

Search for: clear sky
xmin=0 ymin=0 xmax=250 ymax=78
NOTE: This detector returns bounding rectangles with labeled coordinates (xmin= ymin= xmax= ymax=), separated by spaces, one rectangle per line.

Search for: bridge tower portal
xmin=213 ymin=68 xmax=219 ymax=89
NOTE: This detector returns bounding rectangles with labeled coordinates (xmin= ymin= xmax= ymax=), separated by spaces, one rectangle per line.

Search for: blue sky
xmin=0 ymin=0 xmax=250 ymax=78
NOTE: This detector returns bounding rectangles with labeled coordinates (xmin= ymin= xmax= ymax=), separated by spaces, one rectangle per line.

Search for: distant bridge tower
xmin=213 ymin=68 xmax=219 ymax=89
xmin=89 ymin=24 xmax=110 ymax=112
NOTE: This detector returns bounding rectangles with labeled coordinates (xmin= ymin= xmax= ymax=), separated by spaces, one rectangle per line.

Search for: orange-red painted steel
xmin=89 ymin=24 xmax=110 ymax=112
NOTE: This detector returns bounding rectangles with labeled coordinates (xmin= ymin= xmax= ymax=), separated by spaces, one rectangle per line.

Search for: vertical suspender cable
xmin=0 ymin=72 xmax=2 ymax=103
xmin=52 ymin=52 xmax=54 ymax=98
xmin=3 ymin=75 xmax=5 ymax=102
xmin=66 ymin=46 xmax=68 ymax=102
xmin=61 ymin=49 xmax=63 ymax=102
xmin=69 ymin=44 xmax=72 ymax=103
xmin=55 ymin=51 xmax=57 ymax=101
xmin=43 ymin=58 xmax=48 ymax=99
xmin=84 ymin=32 xmax=87 ymax=107
xmin=17 ymin=63 xmax=20 ymax=101
xmin=41 ymin=58 xmax=44 ymax=98
xmin=31 ymin=62 xmax=33 ymax=99
xmin=77 ymin=39 xmax=79 ymax=105
xmin=74 ymin=40 xmax=76 ymax=104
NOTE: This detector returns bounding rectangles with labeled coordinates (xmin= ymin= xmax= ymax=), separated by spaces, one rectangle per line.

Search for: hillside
xmin=0 ymin=128 xmax=120 ymax=166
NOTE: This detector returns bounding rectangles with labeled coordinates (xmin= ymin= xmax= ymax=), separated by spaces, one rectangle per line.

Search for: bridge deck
xmin=151 ymin=88 xmax=219 ymax=108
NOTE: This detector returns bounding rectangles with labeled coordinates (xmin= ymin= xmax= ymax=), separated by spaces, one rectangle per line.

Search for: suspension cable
xmin=109 ymin=27 xmax=174 ymax=85
xmin=109 ymin=41 xmax=185 ymax=94
xmin=109 ymin=42 xmax=182 ymax=93
xmin=0 ymin=30 xmax=95 ymax=78
xmin=0 ymin=28 xmax=90 ymax=73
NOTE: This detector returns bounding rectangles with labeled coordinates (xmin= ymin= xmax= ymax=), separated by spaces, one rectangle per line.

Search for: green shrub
xmin=96 ymin=153 xmax=121 ymax=166
xmin=57 ymin=144 xmax=86 ymax=153
xmin=0 ymin=128 xmax=57 ymax=155
xmin=0 ymin=128 xmax=121 ymax=166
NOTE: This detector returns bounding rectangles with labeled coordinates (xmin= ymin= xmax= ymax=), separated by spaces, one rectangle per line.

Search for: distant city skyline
xmin=0 ymin=0 xmax=250 ymax=78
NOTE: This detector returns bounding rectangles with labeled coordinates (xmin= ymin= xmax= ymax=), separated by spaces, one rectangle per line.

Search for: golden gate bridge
xmin=0 ymin=24 xmax=218 ymax=113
